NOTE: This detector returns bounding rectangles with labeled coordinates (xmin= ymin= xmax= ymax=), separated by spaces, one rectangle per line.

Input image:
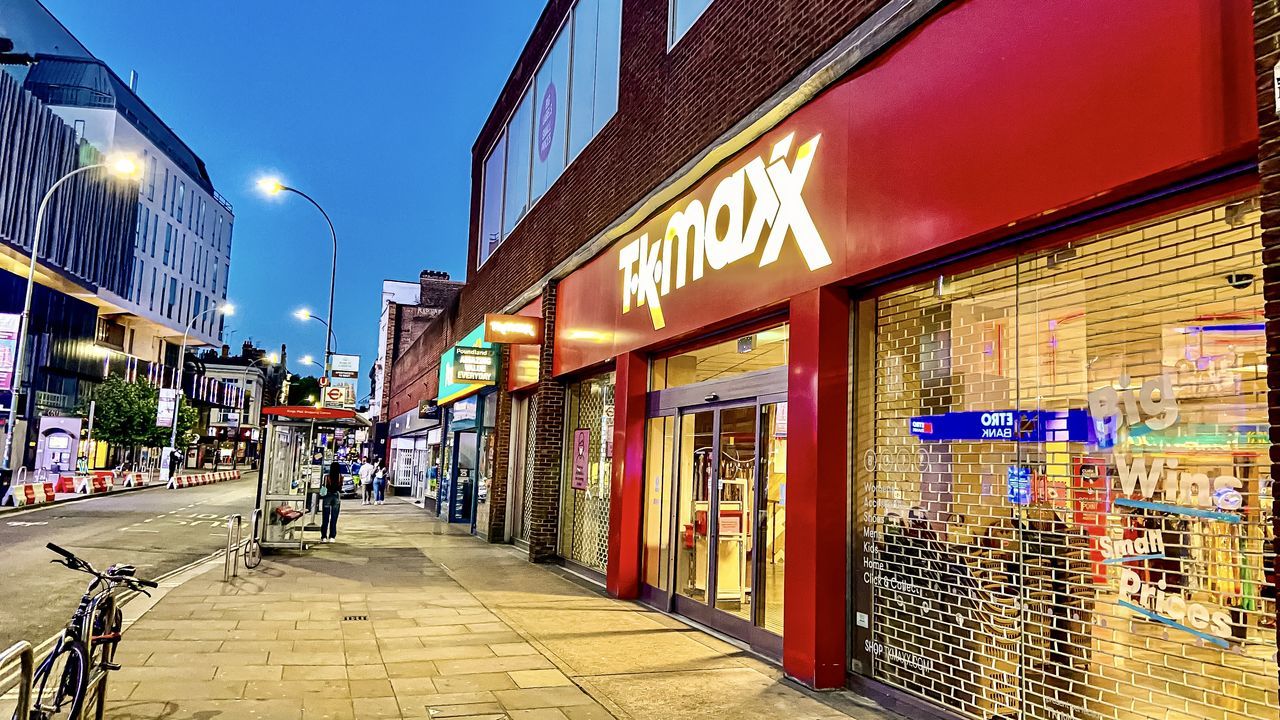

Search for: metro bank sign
xmin=619 ymin=133 xmax=831 ymax=330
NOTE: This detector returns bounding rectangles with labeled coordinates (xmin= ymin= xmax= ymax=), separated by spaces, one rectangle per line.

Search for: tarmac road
xmin=0 ymin=473 xmax=258 ymax=649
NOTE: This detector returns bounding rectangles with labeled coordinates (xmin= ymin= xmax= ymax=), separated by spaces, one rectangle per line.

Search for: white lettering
xmin=620 ymin=133 xmax=831 ymax=330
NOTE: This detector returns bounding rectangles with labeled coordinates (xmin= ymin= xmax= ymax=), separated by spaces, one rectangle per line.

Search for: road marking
xmin=6 ymin=520 xmax=48 ymax=527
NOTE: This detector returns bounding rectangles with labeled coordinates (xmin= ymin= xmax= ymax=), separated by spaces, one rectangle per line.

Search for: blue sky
xmin=42 ymin=1 xmax=545 ymax=402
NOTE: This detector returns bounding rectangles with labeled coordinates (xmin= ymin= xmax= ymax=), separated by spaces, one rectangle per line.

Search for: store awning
xmin=262 ymin=406 xmax=368 ymax=424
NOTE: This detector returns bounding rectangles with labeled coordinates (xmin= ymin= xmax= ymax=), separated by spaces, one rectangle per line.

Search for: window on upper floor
xmin=215 ymin=215 xmax=223 ymax=252
xmin=161 ymin=168 xmax=170 ymax=211
xmin=150 ymin=215 xmax=158 ymax=255
xmin=163 ymin=224 xmax=172 ymax=264
xmin=669 ymin=0 xmax=713 ymax=47
xmin=147 ymin=157 xmax=156 ymax=200
xmin=478 ymin=0 xmax=622 ymax=268
xmin=176 ymin=182 xmax=185 ymax=223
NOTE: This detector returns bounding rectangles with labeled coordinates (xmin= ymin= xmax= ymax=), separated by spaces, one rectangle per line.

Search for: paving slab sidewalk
xmin=106 ymin=499 xmax=901 ymax=720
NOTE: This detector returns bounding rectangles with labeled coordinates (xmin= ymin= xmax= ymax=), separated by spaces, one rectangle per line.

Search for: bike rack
xmin=0 ymin=641 xmax=34 ymax=719
xmin=223 ymin=514 xmax=243 ymax=582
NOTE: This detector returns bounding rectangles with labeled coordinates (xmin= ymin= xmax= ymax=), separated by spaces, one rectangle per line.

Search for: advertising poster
xmin=0 ymin=313 xmax=20 ymax=392
xmin=156 ymin=388 xmax=179 ymax=428
xmin=571 ymin=428 xmax=590 ymax=490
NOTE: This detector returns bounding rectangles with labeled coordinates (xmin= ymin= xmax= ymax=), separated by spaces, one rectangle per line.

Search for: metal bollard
xmin=0 ymin=641 xmax=34 ymax=719
xmin=224 ymin=514 xmax=243 ymax=581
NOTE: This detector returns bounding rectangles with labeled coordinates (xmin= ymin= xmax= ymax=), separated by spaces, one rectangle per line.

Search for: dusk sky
xmin=42 ymin=1 xmax=546 ymax=400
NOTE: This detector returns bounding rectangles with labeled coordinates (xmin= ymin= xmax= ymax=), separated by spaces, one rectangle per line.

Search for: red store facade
xmin=390 ymin=1 xmax=1280 ymax=718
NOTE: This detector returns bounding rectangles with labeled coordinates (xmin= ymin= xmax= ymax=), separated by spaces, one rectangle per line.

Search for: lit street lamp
xmin=293 ymin=308 xmax=339 ymax=351
xmin=165 ymin=302 xmax=234 ymax=482
xmin=257 ymin=178 xmax=338 ymax=392
xmin=3 ymin=154 xmax=141 ymax=472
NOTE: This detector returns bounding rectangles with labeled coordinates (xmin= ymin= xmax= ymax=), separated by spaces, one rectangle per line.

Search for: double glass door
xmin=652 ymin=396 xmax=787 ymax=645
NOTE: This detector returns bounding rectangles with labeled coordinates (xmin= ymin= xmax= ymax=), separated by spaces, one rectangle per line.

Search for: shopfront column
xmin=528 ymin=282 xmax=566 ymax=563
xmin=483 ymin=345 xmax=514 ymax=541
xmin=784 ymin=287 xmax=848 ymax=689
xmin=606 ymin=350 xmax=646 ymax=598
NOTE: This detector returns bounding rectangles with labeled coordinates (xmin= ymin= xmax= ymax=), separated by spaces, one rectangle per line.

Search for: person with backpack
xmin=320 ymin=460 xmax=343 ymax=543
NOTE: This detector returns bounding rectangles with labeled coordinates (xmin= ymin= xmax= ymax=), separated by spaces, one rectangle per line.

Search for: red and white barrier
xmin=119 ymin=472 xmax=152 ymax=488
xmin=53 ymin=473 xmax=77 ymax=494
xmin=167 ymin=470 xmax=240 ymax=489
xmin=74 ymin=472 xmax=114 ymax=495
xmin=1 ymin=482 xmax=56 ymax=507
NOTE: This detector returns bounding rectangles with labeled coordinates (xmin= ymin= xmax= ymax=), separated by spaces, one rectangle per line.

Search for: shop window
xmin=650 ymin=324 xmax=788 ymax=391
xmin=643 ymin=415 xmax=676 ymax=589
xmin=568 ymin=0 xmax=621 ymax=161
xmin=560 ymin=372 xmax=616 ymax=571
xmin=502 ymin=89 xmax=534 ymax=236
xmin=854 ymin=196 xmax=1277 ymax=720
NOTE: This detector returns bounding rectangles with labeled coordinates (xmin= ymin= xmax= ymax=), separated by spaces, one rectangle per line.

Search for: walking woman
xmin=321 ymin=460 xmax=343 ymax=543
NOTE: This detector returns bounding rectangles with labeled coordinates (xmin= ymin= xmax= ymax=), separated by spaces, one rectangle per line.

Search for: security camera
xmin=1224 ymin=273 xmax=1255 ymax=290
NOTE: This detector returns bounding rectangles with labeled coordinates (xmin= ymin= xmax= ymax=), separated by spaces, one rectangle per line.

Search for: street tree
xmin=85 ymin=377 xmax=199 ymax=463
xmin=287 ymin=375 xmax=321 ymax=405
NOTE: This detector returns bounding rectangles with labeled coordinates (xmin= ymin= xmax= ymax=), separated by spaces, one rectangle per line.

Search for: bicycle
xmin=243 ymin=509 xmax=263 ymax=570
xmin=20 ymin=543 xmax=157 ymax=720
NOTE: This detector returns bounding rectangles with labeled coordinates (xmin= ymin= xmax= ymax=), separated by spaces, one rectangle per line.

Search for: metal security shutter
xmin=560 ymin=374 xmax=616 ymax=572
xmin=863 ymin=196 xmax=1278 ymax=720
xmin=519 ymin=399 xmax=537 ymax=543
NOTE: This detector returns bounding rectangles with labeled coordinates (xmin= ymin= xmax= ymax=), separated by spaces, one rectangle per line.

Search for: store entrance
xmin=645 ymin=367 xmax=787 ymax=655
xmin=449 ymin=430 xmax=477 ymax=526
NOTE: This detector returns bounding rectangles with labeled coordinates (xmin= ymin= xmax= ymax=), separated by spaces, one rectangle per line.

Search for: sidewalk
xmin=105 ymin=499 xmax=901 ymax=720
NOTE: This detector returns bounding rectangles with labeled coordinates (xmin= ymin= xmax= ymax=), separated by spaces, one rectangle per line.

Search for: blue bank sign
xmin=909 ymin=409 xmax=1093 ymax=443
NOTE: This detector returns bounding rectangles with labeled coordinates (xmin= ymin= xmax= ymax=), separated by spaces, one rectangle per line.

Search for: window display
xmin=855 ymin=196 xmax=1278 ymax=720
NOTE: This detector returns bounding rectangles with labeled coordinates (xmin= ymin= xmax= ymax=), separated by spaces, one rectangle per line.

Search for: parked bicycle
xmin=18 ymin=543 xmax=156 ymax=720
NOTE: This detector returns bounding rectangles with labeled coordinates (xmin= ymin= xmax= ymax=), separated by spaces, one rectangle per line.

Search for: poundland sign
xmin=619 ymin=133 xmax=831 ymax=330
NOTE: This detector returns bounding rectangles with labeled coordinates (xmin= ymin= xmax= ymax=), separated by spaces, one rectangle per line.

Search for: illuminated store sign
xmin=452 ymin=346 xmax=497 ymax=383
xmin=909 ymin=409 xmax=1091 ymax=443
xmin=619 ymin=133 xmax=832 ymax=330
xmin=483 ymin=313 xmax=542 ymax=344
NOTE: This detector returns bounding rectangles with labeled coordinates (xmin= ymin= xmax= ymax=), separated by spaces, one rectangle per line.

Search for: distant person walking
xmin=359 ymin=459 xmax=375 ymax=505
xmin=374 ymin=461 xmax=388 ymax=505
xmin=321 ymin=461 xmax=343 ymax=543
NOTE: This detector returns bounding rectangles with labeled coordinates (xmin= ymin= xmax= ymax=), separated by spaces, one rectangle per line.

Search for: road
xmin=0 ymin=473 xmax=258 ymax=649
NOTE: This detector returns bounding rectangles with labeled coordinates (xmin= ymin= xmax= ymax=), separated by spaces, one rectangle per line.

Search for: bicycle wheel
xmin=31 ymin=639 xmax=88 ymax=720
xmin=244 ymin=539 xmax=262 ymax=569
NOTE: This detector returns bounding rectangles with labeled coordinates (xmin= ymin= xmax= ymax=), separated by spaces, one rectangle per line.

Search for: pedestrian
xmin=320 ymin=460 xmax=343 ymax=543
xmin=374 ymin=460 xmax=387 ymax=505
xmin=359 ymin=458 xmax=375 ymax=505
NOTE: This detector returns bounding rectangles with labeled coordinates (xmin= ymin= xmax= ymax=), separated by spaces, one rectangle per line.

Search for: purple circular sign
xmin=537 ymin=83 xmax=557 ymax=162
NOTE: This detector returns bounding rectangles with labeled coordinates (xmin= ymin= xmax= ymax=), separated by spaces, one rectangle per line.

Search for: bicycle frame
xmin=31 ymin=575 xmax=126 ymax=720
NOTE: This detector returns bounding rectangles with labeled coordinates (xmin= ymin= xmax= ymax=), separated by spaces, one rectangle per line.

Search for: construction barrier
xmin=0 ymin=482 xmax=57 ymax=507
xmin=73 ymin=472 xmax=114 ymax=495
xmin=119 ymin=471 xmax=152 ymax=488
xmin=168 ymin=470 xmax=241 ymax=489
xmin=53 ymin=474 xmax=77 ymax=494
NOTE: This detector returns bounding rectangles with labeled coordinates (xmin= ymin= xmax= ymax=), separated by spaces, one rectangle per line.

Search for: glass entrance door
xmin=662 ymin=400 xmax=785 ymax=646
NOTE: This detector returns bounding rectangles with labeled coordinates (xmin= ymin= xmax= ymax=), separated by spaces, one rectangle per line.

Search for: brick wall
xmin=527 ymin=282 xmax=566 ymax=562
xmin=1254 ymin=0 xmax=1280 ymax=672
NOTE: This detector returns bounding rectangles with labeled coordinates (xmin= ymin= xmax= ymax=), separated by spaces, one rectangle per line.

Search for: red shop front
xmin=548 ymin=0 xmax=1272 ymax=715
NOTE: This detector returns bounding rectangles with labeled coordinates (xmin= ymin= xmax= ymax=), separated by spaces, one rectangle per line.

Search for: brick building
xmin=387 ymin=0 xmax=1278 ymax=715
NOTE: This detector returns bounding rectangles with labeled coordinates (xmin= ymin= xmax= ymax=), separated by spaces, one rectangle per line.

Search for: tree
xmin=86 ymin=377 xmax=199 ymax=451
xmin=287 ymin=375 xmax=321 ymax=405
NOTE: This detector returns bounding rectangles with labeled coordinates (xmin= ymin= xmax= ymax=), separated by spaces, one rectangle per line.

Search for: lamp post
xmin=166 ymin=302 xmax=234 ymax=482
xmin=3 ymin=154 xmax=141 ymax=473
xmin=293 ymin=308 xmax=339 ymax=351
xmin=257 ymin=179 xmax=338 ymax=392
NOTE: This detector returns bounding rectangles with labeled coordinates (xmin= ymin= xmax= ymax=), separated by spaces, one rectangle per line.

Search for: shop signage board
xmin=506 ymin=298 xmax=543 ymax=393
xmin=552 ymin=0 xmax=1257 ymax=376
xmin=331 ymin=354 xmax=360 ymax=379
xmin=483 ymin=313 xmax=543 ymax=344
xmin=156 ymin=388 xmax=179 ymax=428
xmin=417 ymin=400 xmax=440 ymax=420
xmin=0 ymin=313 xmax=19 ymax=392
xmin=452 ymin=346 xmax=498 ymax=383
xmin=908 ymin=409 xmax=1092 ymax=443
xmin=437 ymin=324 xmax=496 ymax=405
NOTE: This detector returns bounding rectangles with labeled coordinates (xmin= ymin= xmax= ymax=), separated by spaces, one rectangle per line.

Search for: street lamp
xmin=257 ymin=177 xmax=338 ymax=390
xmin=293 ymin=308 xmax=338 ymax=351
xmin=166 ymin=302 xmax=234 ymax=481
xmin=3 ymin=153 xmax=141 ymax=472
